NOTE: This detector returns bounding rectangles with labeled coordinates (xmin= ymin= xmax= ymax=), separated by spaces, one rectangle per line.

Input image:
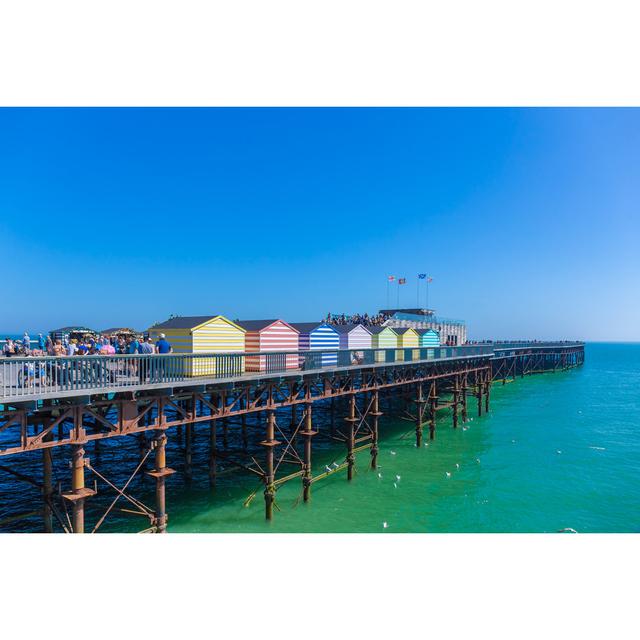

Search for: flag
xmin=388 ymin=275 xmax=395 ymax=282
xmin=398 ymin=278 xmax=406 ymax=285
xmin=418 ymin=273 xmax=426 ymax=279
xmin=427 ymin=276 xmax=433 ymax=283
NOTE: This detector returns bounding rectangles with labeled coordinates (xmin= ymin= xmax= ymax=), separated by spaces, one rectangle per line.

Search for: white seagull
xmin=445 ymin=472 xmax=451 ymax=478
xmin=325 ymin=465 xmax=332 ymax=473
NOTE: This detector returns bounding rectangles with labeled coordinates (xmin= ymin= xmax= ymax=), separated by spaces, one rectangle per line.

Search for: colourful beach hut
xmin=238 ymin=319 xmax=300 ymax=372
xmin=333 ymin=324 xmax=373 ymax=350
xmin=370 ymin=326 xmax=399 ymax=362
xmin=147 ymin=315 xmax=246 ymax=376
xmin=417 ymin=328 xmax=440 ymax=347
xmin=395 ymin=327 xmax=420 ymax=361
xmin=290 ymin=322 xmax=340 ymax=367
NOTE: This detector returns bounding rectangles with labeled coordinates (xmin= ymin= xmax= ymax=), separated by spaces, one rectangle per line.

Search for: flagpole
xmin=386 ymin=278 xmax=389 ymax=309
xmin=426 ymin=278 xmax=429 ymax=311
xmin=416 ymin=277 xmax=419 ymax=308
xmin=396 ymin=280 xmax=400 ymax=308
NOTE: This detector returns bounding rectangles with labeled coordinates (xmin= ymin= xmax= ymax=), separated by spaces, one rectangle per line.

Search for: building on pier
xmin=380 ymin=308 xmax=466 ymax=346
xmin=290 ymin=322 xmax=340 ymax=367
xmin=148 ymin=315 xmax=246 ymax=376
xmin=238 ymin=319 xmax=300 ymax=372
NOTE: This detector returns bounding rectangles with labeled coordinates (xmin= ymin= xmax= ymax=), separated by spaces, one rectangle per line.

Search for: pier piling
xmin=429 ymin=382 xmax=437 ymax=440
xmin=345 ymin=393 xmax=357 ymax=480
xmin=147 ymin=431 xmax=174 ymax=533
xmin=302 ymin=403 xmax=316 ymax=502
xmin=415 ymin=383 xmax=426 ymax=447
xmin=370 ymin=389 xmax=381 ymax=469
xmin=262 ymin=410 xmax=278 ymax=520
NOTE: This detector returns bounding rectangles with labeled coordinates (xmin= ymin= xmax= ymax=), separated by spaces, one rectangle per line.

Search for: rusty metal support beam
xmin=429 ymin=382 xmax=437 ymax=440
xmin=415 ymin=383 xmax=425 ymax=447
xmin=452 ymin=376 xmax=459 ymax=429
xmin=261 ymin=410 xmax=278 ymax=520
xmin=345 ymin=393 xmax=357 ymax=480
xmin=62 ymin=444 xmax=95 ymax=534
xmin=485 ymin=368 xmax=491 ymax=413
xmin=370 ymin=389 xmax=381 ymax=469
xmin=146 ymin=431 xmax=175 ymax=533
xmin=301 ymin=403 xmax=316 ymax=502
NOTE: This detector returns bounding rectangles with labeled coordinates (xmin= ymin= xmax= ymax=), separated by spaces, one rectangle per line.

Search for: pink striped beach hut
xmin=238 ymin=319 xmax=300 ymax=372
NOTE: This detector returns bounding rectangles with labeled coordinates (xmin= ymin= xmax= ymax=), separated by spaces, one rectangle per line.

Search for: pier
xmin=0 ymin=342 xmax=584 ymax=532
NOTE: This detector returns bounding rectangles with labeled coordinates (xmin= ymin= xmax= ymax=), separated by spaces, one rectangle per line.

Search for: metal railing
xmin=0 ymin=343 xmax=582 ymax=403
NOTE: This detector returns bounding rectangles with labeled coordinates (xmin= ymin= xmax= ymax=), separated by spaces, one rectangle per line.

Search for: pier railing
xmin=0 ymin=342 xmax=583 ymax=403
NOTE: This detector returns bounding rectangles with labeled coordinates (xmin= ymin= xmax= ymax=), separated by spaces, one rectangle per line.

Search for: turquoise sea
xmin=1 ymin=342 xmax=638 ymax=533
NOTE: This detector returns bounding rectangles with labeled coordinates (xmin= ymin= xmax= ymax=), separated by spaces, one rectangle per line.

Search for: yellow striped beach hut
xmin=394 ymin=327 xmax=420 ymax=361
xmin=147 ymin=315 xmax=246 ymax=376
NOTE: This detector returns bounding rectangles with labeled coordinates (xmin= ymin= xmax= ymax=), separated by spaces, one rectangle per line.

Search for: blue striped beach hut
xmin=417 ymin=328 xmax=440 ymax=347
xmin=291 ymin=322 xmax=340 ymax=367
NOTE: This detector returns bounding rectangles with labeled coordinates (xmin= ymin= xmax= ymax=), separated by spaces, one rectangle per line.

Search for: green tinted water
xmin=143 ymin=343 xmax=638 ymax=533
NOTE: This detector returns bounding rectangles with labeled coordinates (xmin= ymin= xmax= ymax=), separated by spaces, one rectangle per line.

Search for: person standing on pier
xmin=155 ymin=333 xmax=172 ymax=354
xmin=38 ymin=333 xmax=46 ymax=352
xmin=138 ymin=337 xmax=155 ymax=382
xmin=22 ymin=332 xmax=30 ymax=354
xmin=3 ymin=338 xmax=15 ymax=357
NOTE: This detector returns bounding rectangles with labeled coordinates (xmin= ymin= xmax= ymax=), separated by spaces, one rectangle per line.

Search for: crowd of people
xmin=2 ymin=332 xmax=174 ymax=357
xmin=325 ymin=311 xmax=392 ymax=327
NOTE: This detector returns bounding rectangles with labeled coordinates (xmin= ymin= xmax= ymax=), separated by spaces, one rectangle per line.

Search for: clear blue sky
xmin=1 ymin=108 xmax=638 ymax=340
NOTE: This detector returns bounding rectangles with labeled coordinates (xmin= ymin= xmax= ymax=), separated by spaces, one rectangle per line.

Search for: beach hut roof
xmin=394 ymin=327 xmax=415 ymax=335
xmin=237 ymin=319 xmax=299 ymax=333
xmin=370 ymin=326 xmax=398 ymax=335
xmin=416 ymin=328 xmax=438 ymax=335
xmin=290 ymin=322 xmax=329 ymax=334
xmin=149 ymin=315 xmax=245 ymax=332
xmin=332 ymin=324 xmax=373 ymax=335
